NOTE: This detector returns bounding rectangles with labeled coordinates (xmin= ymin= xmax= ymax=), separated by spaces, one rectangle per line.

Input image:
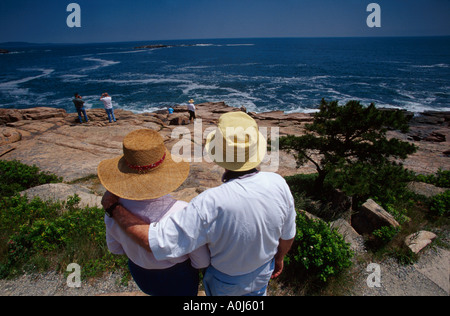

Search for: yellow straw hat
xmin=97 ymin=129 xmax=189 ymax=200
xmin=189 ymin=99 xmax=195 ymax=104
xmin=205 ymin=112 xmax=267 ymax=172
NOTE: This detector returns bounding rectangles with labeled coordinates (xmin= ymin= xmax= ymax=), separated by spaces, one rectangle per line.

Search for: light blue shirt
xmin=106 ymin=196 xmax=210 ymax=270
xmin=148 ymin=172 xmax=296 ymax=276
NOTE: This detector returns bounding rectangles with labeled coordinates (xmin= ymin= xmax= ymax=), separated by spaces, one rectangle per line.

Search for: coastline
xmin=0 ymin=102 xmax=448 ymax=182
xmin=0 ymin=102 xmax=449 ymax=296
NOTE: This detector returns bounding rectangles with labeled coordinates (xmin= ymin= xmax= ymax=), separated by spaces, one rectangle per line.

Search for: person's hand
xmin=271 ymin=257 xmax=284 ymax=279
xmin=102 ymin=191 xmax=119 ymax=210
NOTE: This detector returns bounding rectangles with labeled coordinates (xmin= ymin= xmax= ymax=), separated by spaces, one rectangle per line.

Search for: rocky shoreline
xmin=0 ymin=103 xmax=449 ymax=296
xmin=0 ymin=103 xmax=448 ymax=181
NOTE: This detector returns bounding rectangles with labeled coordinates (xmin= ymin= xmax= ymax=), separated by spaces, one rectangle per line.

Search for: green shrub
xmin=0 ymin=160 xmax=127 ymax=279
xmin=329 ymin=161 xmax=414 ymax=208
xmin=373 ymin=226 xmax=401 ymax=245
xmin=429 ymin=190 xmax=450 ymax=217
xmin=286 ymin=212 xmax=353 ymax=283
xmin=0 ymin=160 xmax=62 ymax=197
xmin=0 ymin=194 xmax=127 ymax=279
xmin=415 ymin=169 xmax=450 ymax=189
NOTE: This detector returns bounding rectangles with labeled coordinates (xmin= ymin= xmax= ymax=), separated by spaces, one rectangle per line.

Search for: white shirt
xmin=187 ymin=103 xmax=196 ymax=112
xmin=100 ymin=96 xmax=113 ymax=109
xmin=148 ymin=172 xmax=296 ymax=276
xmin=105 ymin=195 xmax=210 ymax=270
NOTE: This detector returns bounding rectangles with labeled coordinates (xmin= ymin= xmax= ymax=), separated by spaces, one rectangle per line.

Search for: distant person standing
xmin=100 ymin=93 xmax=117 ymax=123
xmin=187 ymin=99 xmax=196 ymax=123
xmin=72 ymin=93 xmax=89 ymax=123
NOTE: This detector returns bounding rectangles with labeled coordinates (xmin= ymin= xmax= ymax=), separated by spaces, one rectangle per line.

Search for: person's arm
xmin=102 ymin=192 xmax=151 ymax=252
xmin=271 ymin=237 xmax=295 ymax=279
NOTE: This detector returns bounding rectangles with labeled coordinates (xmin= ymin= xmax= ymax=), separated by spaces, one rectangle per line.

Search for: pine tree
xmin=280 ymin=99 xmax=417 ymax=198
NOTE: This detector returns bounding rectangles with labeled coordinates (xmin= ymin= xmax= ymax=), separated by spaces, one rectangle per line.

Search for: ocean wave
xmin=87 ymin=77 xmax=189 ymax=85
xmin=180 ymin=82 xmax=221 ymax=95
xmin=118 ymin=103 xmax=161 ymax=114
xmin=191 ymin=43 xmax=254 ymax=47
xmin=0 ymin=68 xmax=54 ymax=92
xmin=97 ymin=49 xmax=149 ymax=56
xmin=391 ymin=99 xmax=449 ymax=113
xmin=411 ymin=63 xmax=449 ymax=69
xmin=80 ymin=57 xmax=120 ymax=72
xmin=60 ymin=74 xmax=88 ymax=82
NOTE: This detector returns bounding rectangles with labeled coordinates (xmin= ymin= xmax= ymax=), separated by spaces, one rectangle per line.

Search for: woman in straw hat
xmin=102 ymin=112 xmax=296 ymax=296
xmin=98 ymin=129 xmax=210 ymax=296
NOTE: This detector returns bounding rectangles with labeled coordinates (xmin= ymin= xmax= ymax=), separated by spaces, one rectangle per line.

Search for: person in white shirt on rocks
xmin=187 ymin=99 xmax=196 ymax=123
xmin=100 ymin=92 xmax=116 ymax=123
xmin=101 ymin=112 xmax=296 ymax=296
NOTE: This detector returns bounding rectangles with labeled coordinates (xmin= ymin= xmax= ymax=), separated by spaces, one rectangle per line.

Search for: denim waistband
xmin=203 ymin=259 xmax=275 ymax=296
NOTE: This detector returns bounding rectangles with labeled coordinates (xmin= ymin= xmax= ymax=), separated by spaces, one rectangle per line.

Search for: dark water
xmin=1 ymin=37 xmax=449 ymax=113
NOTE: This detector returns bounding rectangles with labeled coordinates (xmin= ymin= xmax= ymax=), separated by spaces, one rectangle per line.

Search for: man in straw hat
xmin=187 ymin=99 xmax=196 ymax=123
xmin=102 ymin=112 xmax=296 ymax=296
xmin=98 ymin=129 xmax=210 ymax=296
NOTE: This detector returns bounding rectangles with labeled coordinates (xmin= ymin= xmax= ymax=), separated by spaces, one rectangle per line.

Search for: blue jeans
xmin=76 ymin=108 xmax=88 ymax=123
xmin=128 ymin=259 xmax=199 ymax=296
xmin=105 ymin=108 xmax=116 ymax=122
xmin=203 ymin=259 xmax=275 ymax=296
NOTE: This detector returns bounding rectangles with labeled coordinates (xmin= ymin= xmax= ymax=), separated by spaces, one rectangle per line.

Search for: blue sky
xmin=0 ymin=0 xmax=449 ymax=43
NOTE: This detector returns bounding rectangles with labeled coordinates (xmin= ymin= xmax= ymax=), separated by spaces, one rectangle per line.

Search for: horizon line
xmin=1 ymin=35 xmax=450 ymax=46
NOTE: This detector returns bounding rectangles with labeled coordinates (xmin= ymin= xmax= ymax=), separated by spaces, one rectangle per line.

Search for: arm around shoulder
xmin=111 ymin=204 xmax=151 ymax=252
xmin=102 ymin=192 xmax=152 ymax=252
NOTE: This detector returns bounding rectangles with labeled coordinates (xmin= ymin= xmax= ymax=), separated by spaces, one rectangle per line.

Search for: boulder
xmin=21 ymin=107 xmax=67 ymax=121
xmin=0 ymin=109 xmax=23 ymax=124
xmin=424 ymin=132 xmax=446 ymax=143
xmin=330 ymin=218 xmax=365 ymax=252
xmin=168 ymin=113 xmax=190 ymax=125
xmin=351 ymin=199 xmax=400 ymax=235
xmin=407 ymin=182 xmax=447 ymax=198
xmin=405 ymin=231 xmax=437 ymax=254
xmin=0 ymin=107 xmax=67 ymax=124
xmin=0 ymin=127 xmax=22 ymax=146
xmin=20 ymin=183 xmax=102 ymax=209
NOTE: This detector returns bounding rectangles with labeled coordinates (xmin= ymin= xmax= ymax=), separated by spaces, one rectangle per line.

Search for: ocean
xmin=0 ymin=37 xmax=449 ymax=114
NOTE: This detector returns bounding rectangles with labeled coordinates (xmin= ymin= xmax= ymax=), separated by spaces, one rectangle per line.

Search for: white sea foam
xmin=0 ymin=68 xmax=54 ymax=95
xmin=180 ymin=82 xmax=221 ymax=95
xmin=88 ymin=77 xmax=189 ymax=85
xmin=118 ymin=103 xmax=161 ymax=114
xmin=60 ymin=74 xmax=88 ymax=82
xmin=97 ymin=49 xmax=148 ymax=56
xmin=411 ymin=63 xmax=449 ymax=69
xmin=80 ymin=57 xmax=120 ymax=72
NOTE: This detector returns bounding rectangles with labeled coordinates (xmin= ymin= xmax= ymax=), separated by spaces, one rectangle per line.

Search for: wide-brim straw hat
xmin=189 ymin=99 xmax=195 ymax=104
xmin=205 ymin=111 xmax=267 ymax=172
xmin=98 ymin=129 xmax=189 ymax=200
